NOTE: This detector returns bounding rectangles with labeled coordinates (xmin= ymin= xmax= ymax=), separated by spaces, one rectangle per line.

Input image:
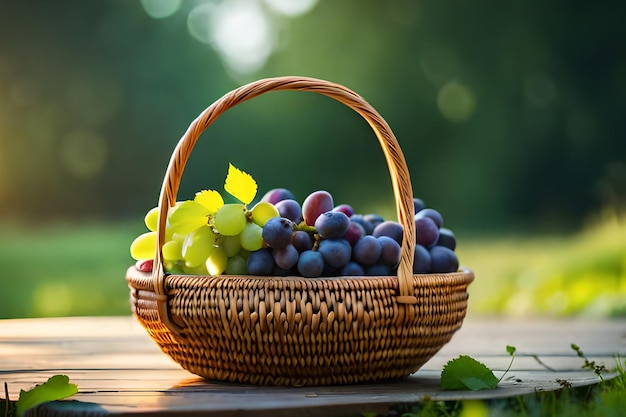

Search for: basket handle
xmin=153 ymin=76 xmax=417 ymax=332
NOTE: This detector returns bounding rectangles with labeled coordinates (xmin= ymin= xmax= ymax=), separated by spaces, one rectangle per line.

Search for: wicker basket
xmin=126 ymin=76 xmax=474 ymax=387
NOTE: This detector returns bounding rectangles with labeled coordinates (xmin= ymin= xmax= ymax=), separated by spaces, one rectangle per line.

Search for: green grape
xmin=130 ymin=231 xmax=156 ymax=260
xmin=183 ymin=262 xmax=208 ymax=275
xmin=225 ymin=254 xmax=248 ymax=275
xmin=214 ymin=203 xmax=247 ymax=236
xmin=206 ymin=246 xmax=228 ymax=275
xmin=240 ymin=222 xmax=264 ymax=251
xmin=144 ymin=207 xmax=159 ymax=232
xmin=168 ymin=232 xmax=183 ymax=242
xmin=164 ymin=261 xmax=184 ymax=274
xmin=220 ymin=234 xmax=242 ymax=257
xmin=162 ymin=240 xmax=183 ymax=261
xmin=182 ymin=225 xmax=216 ymax=267
xmin=250 ymin=202 xmax=279 ymax=227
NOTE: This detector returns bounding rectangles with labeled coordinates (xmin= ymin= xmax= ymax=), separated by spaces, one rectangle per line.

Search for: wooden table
xmin=1 ymin=316 xmax=624 ymax=416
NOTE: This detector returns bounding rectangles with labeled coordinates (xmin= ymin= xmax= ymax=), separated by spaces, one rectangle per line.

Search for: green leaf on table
xmin=16 ymin=375 xmax=78 ymax=417
xmin=441 ymin=355 xmax=499 ymax=391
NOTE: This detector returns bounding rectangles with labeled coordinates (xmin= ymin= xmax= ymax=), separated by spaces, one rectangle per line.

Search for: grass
xmin=388 ymin=356 xmax=626 ymax=417
xmin=458 ymin=210 xmax=626 ymax=318
xmin=0 ymin=221 xmax=143 ymax=318
xmin=0 ymin=210 xmax=624 ymax=318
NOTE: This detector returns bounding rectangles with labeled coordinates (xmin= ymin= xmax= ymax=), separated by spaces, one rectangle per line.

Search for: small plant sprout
xmin=571 ymin=343 xmax=607 ymax=381
xmin=498 ymin=345 xmax=517 ymax=383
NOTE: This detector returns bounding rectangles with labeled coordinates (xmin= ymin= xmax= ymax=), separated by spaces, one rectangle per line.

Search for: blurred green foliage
xmin=0 ymin=212 xmax=624 ymax=319
xmin=0 ymin=1 xmax=624 ymax=318
xmin=0 ymin=0 xmax=624 ymax=232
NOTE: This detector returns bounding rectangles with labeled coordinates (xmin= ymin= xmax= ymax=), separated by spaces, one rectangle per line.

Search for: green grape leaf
xmin=16 ymin=375 xmax=78 ymax=417
xmin=168 ymin=201 xmax=210 ymax=234
xmin=194 ymin=190 xmax=224 ymax=213
xmin=441 ymin=355 xmax=499 ymax=391
xmin=506 ymin=345 xmax=517 ymax=356
xmin=224 ymin=163 xmax=257 ymax=205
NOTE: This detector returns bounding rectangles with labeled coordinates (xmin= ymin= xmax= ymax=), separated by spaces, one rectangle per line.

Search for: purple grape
xmin=333 ymin=204 xmax=355 ymax=217
xmin=352 ymin=235 xmax=382 ymax=266
xmin=429 ymin=246 xmax=459 ymax=273
xmin=377 ymin=236 xmax=401 ymax=266
xmin=273 ymin=244 xmax=299 ymax=270
xmin=372 ymin=221 xmax=404 ymax=245
xmin=413 ymin=244 xmax=431 ymax=274
xmin=343 ymin=221 xmax=365 ymax=246
xmin=247 ymin=249 xmax=275 ymax=275
xmin=291 ymin=230 xmax=314 ymax=252
xmin=413 ymin=198 xmax=425 ymax=214
xmin=415 ymin=216 xmax=440 ymax=248
xmin=437 ymin=228 xmax=456 ymax=250
xmin=349 ymin=214 xmax=375 ymax=235
xmin=297 ymin=250 xmax=324 ymax=278
xmin=315 ymin=211 xmax=350 ymax=239
xmin=318 ymin=238 xmax=351 ymax=268
xmin=339 ymin=261 xmax=365 ymax=276
xmin=363 ymin=213 xmax=385 ymax=228
xmin=262 ymin=217 xmax=294 ymax=249
xmin=261 ymin=188 xmax=295 ymax=204
xmin=415 ymin=208 xmax=443 ymax=228
xmin=365 ymin=264 xmax=391 ymax=276
xmin=302 ymin=190 xmax=334 ymax=226
xmin=275 ymin=199 xmax=302 ymax=223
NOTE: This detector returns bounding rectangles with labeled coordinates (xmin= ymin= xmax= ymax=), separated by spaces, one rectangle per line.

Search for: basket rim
xmin=128 ymin=265 xmax=474 ymax=292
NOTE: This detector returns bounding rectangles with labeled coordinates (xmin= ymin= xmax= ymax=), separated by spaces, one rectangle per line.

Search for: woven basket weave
xmin=126 ymin=76 xmax=474 ymax=387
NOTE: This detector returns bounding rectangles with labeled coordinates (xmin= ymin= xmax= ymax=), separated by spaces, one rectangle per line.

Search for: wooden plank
xmin=1 ymin=316 xmax=624 ymax=417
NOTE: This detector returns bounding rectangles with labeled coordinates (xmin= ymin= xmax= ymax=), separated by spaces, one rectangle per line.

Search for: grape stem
xmin=295 ymin=222 xmax=317 ymax=234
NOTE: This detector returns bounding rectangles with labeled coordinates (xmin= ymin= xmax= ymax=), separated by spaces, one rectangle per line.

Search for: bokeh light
xmin=437 ymin=81 xmax=477 ymax=122
xmin=185 ymin=0 xmax=318 ymax=74
xmin=209 ymin=0 xmax=275 ymax=74
xmin=32 ymin=283 xmax=73 ymax=317
xmin=59 ymin=129 xmax=108 ymax=180
xmin=186 ymin=2 xmax=216 ymax=44
xmin=263 ymin=0 xmax=317 ymax=17
xmin=140 ymin=0 xmax=183 ymax=19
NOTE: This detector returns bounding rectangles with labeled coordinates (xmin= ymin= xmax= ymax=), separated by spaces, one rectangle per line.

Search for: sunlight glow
xmin=152 ymin=0 xmax=321 ymax=75
xmin=211 ymin=0 xmax=274 ymax=74
xmin=188 ymin=0 xmax=275 ymax=74
xmin=263 ymin=0 xmax=317 ymax=17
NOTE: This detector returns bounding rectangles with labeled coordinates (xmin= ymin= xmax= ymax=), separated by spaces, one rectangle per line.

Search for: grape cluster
xmin=130 ymin=199 xmax=282 ymax=275
xmin=245 ymin=189 xmax=459 ymax=278
xmin=131 ymin=186 xmax=460 ymax=277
